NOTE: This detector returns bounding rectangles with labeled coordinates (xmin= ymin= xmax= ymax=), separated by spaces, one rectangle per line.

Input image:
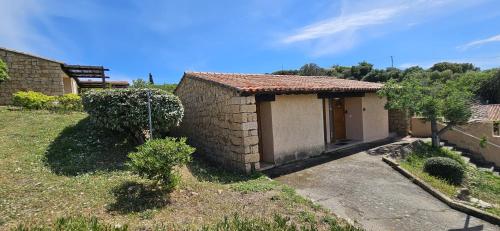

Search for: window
xmin=494 ymin=122 xmax=500 ymax=137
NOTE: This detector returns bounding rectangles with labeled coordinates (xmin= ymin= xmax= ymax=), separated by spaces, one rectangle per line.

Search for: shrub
xmin=82 ymin=88 xmax=183 ymax=143
xmin=423 ymin=157 xmax=465 ymax=184
xmin=127 ymin=137 xmax=195 ymax=189
xmin=56 ymin=93 xmax=83 ymax=111
xmin=12 ymin=91 xmax=56 ymax=109
xmin=0 ymin=58 xmax=8 ymax=83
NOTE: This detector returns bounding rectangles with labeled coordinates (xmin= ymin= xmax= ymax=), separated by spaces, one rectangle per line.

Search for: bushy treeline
xmin=272 ymin=62 xmax=500 ymax=104
xmin=131 ymin=78 xmax=177 ymax=93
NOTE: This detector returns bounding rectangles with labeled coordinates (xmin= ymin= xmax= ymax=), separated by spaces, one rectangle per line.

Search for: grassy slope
xmin=0 ymin=107 xmax=358 ymax=230
xmin=398 ymin=143 xmax=500 ymax=216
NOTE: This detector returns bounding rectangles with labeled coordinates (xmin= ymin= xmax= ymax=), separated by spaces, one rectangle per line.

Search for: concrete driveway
xmin=269 ymin=146 xmax=499 ymax=231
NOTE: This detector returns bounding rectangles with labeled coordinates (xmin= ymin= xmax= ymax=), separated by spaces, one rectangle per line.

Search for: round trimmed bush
xmin=423 ymin=157 xmax=465 ymax=184
xmin=128 ymin=137 xmax=195 ymax=190
xmin=82 ymin=88 xmax=184 ymax=143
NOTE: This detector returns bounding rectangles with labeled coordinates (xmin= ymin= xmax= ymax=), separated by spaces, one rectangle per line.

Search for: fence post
xmin=147 ymin=90 xmax=153 ymax=140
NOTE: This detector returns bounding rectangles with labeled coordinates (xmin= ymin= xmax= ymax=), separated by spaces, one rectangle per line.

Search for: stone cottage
xmin=0 ymin=47 xmax=78 ymax=105
xmin=175 ymin=72 xmax=398 ymax=172
xmin=0 ymin=47 xmax=129 ymax=105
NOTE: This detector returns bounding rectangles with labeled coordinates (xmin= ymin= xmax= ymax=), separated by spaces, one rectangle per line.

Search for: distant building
xmin=0 ymin=47 xmax=128 ymax=105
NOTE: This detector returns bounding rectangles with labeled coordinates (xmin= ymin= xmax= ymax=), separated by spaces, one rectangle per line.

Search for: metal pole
xmin=147 ymin=90 xmax=153 ymax=140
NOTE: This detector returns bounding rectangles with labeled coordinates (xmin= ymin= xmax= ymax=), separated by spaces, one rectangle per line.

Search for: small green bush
xmin=82 ymin=88 xmax=183 ymax=143
xmin=128 ymin=137 xmax=195 ymax=189
xmin=0 ymin=58 xmax=8 ymax=83
xmin=14 ymin=216 xmax=127 ymax=231
xmin=423 ymin=157 xmax=465 ymax=184
xmin=56 ymin=93 xmax=83 ymax=111
xmin=12 ymin=91 xmax=56 ymax=109
xmin=12 ymin=91 xmax=83 ymax=111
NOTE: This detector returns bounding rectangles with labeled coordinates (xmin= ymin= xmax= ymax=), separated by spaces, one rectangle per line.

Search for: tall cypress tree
xmin=148 ymin=73 xmax=154 ymax=85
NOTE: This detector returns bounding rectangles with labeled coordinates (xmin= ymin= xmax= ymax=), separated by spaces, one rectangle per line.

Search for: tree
xmin=351 ymin=61 xmax=373 ymax=80
xmin=430 ymin=62 xmax=479 ymax=73
xmin=298 ymin=63 xmax=326 ymax=76
xmin=131 ymin=78 xmax=151 ymax=88
xmin=0 ymin=58 xmax=9 ymax=83
xmin=272 ymin=69 xmax=299 ymax=75
xmin=148 ymin=73 xmax=154 ymax=85
xmin=379 ymin=72 xmax=472 ymax=147
xmin=477 ymin=69 xmax=500 ymax=104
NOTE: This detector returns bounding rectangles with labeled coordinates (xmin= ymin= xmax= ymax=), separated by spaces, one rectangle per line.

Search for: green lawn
xmin=0 ymin=107 xmax=360 ymax=230
xmin=398 ymin=142 xmax=500 ymax=216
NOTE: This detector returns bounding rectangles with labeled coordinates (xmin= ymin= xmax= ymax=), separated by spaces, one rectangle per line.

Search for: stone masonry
xmin=389 ymin=109 xmax=410 ymax=136
xmin=175 ymin=77 xmax=260 ymax=172
xmin=0 ymin=48 xmax=67 ymax=105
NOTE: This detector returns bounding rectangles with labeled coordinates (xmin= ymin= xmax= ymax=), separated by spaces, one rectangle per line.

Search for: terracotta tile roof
xmin=471 ymin=104 xmax=500 ymax=121
xmin=183 ymin=71 xmax=383 ymax=95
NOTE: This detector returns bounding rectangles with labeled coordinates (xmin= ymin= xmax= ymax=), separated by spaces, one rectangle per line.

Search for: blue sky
xmin=1 ymin=0 xmax=499 ymax=84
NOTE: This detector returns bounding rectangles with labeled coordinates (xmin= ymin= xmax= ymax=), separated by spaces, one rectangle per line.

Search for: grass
xmin=398 ymin=142 xmax=500 ymax=216
xmin=0 ymin=107 xmax=359 ymax=230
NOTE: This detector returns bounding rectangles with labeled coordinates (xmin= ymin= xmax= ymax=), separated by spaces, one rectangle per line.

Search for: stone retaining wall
xmin=175 ymin=77 xmax=260 ymax=172
xmin=0 ymin=48 xmax=66 ymax=105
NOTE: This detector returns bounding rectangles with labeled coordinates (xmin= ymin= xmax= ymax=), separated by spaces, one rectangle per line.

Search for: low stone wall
xmin=0 ymin=48 xmax=66 ymax=105
xmin=411 ymin=117 xmax=500 ymax=166
xmin=175 ymin=77 xmax=260 ymax=172
xmin=388 ymin=109 xmax=410 ymax=136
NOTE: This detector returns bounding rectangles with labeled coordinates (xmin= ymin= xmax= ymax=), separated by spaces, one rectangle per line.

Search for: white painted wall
xmin=362 ymin=93 xmax=389 ymax=142
xmin=265 ymin=94 xmax=325 ymax=164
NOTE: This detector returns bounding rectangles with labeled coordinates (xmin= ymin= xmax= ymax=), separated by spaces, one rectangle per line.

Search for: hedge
xmin=423 ymin=157 xmax=465 ymax=185
xmin=12 ymin=91 xmax=83 ymax=111
xmin=82 ymin=88 xmax=183 ymax=143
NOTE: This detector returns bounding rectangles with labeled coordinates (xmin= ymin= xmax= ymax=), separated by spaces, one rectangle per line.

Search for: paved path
xmin=271 ymin=148 xmax=499 ymax=231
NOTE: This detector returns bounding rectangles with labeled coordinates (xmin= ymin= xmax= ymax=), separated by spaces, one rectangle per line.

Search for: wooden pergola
xmin=62 ymin=64 xmax=110 ymax=88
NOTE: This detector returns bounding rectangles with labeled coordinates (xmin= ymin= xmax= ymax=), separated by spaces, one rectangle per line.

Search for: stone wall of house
xmin=0 ymin=49 xmax=66 ymax=105
xmin=175 ymin=77 xmax=260 ymax=172
xmin=388 ymin=109 xmax=410 ymax=136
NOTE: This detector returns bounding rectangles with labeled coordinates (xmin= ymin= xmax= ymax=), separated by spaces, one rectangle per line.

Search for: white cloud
xmin=280 ymin=0 xmax=480 ymax=56
xmin=282 ymin=6 xmax=404 ymax=44
xmin=458 ymin=34 xmax=500 ymax=50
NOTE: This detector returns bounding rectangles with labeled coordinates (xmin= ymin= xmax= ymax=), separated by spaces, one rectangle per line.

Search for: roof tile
xmin=184 ymin=71 xmax=383 ymax=94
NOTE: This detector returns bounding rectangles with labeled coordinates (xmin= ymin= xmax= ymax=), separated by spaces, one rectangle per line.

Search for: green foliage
xmin=423 ymin=157 xmax=465 ymax=185
xmin=379 ymin=72 xmax=472 ymax=146
xmin=81 ymin=88 xmax=183 ymax=142
xmin=0 ymin=58 xmax=8 ymax=83
xmin=12 ymin=91 xmax=83 ymax=112
xmin=477 ymin=69 xmax=500 ymax=103
xmin=14 ymin=216 xmax=128 ymax=231
xmin=299 ymin=63 xmax=326 ymax=76
xmin=56 ymin=93 xmax=83 ymax=111
xmin=272 ymin=69 xmax=299 ymax=75
xmin=350 ymin=61 xmax=373 ymax=80
xmin=127 ymin=138 xmax=195 ymax=189
xmin=201 ymin=213 xmax=362 ymax=231
xmin=12 ymin=91 xmax=56 ymax=109
xmin=131 ymin=78 xmax=178 ymax=93
xmin=230 ymin=175 xmax=280 ymax=193
xmin=479 ymin=136 xmax=488 ymax=148
xmin=430 ymin=62 xmax=479 ymax=73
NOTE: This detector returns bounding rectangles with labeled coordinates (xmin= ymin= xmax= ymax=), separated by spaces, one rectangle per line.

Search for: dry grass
xmin=0 ymin=107 xmax=358 ymax=230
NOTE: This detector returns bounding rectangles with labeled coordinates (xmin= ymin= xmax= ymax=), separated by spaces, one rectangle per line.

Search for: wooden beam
xmin=255 ymin=94 xmax=275 ymax=102
xmin=317 ymin=92 xmax=365 ymax=98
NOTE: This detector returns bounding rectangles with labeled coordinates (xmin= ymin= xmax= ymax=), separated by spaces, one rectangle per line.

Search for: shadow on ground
xmin=44 ymin=117 xmax=136 ymax=176
xmin=107 ymin=181 xmax=171 ymax=214
xmin=264 ymin=138 xmax=399 ymax=178
xmin=187 ymin=154 xmax=263 ymax=184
